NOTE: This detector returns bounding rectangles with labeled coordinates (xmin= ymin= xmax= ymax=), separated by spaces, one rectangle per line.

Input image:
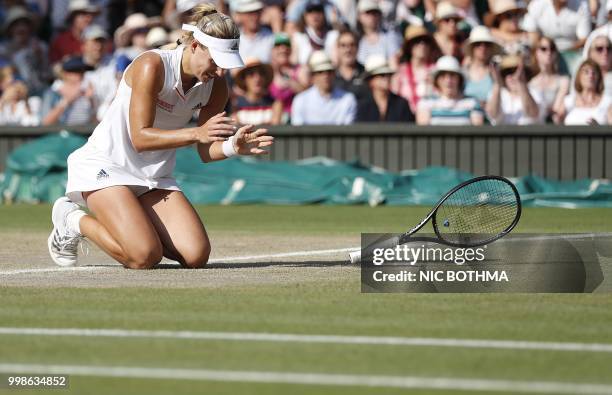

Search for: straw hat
xmin=404 ymin=25 xmax=432 ymax=44
xmin=435 ymin=2 xmax=463 ymax=21
xmin=308 ymin=50 xmax=335 ymax=73
xmin=432 ymin=55 xmax=464 ymax=85
xmin=464 ymin=26 xmax=502 ymax=57
xmin=234 ymin=58 xmax=274 ymax=91
xmin=498 ymin=54 xmax=532 ymax=78
xmin=114 ymin=13 xmax=162 ymax=48
xmin=2 ymin=6 xmax=35 ymax=33
xmin=364 ymin=55 xmax=394 ymax=79
xmin=484 ymin=0 xmax=526 ymax=27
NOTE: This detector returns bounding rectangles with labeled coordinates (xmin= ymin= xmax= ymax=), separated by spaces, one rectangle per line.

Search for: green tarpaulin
xmin=1 ymin=132 xmax=611 ymax=208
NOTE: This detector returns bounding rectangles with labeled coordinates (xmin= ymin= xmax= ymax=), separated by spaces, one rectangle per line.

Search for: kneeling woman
xmin=48 ymin=5 xmax=274 ymax=269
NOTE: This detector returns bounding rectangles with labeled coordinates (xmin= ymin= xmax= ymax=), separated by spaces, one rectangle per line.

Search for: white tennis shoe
xmin=48 ymin=197 xmax=84 ymax=267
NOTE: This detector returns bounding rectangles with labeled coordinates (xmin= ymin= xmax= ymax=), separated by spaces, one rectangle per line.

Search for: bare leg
xmin=138 ymin=190 xmax=211 ymax=268
xmin=80 ymin=186 xmax=163 ymax=269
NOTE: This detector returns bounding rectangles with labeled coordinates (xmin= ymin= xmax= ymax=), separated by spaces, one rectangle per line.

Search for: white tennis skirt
xmin=65 ymin=143 xmax=181 ymax=207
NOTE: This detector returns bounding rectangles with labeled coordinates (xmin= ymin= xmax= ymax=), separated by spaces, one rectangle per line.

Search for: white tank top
xmin=87 ymin=46 xmax=214 ymax=181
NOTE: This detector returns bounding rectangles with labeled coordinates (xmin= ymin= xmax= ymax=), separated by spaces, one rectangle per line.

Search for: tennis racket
xmin=349 ymin=175 xmax=521 ymax=263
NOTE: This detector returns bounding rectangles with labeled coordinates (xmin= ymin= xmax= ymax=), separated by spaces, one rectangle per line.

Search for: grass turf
xmin=1 ymin=204 xmax=612 ymax=394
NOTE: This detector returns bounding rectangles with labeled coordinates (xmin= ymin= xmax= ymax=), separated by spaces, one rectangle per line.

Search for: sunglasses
xmin=594 ymin=45 xmax=611 ymax=53
xmin=441 ymin=17 xmax=461 ymax=23
xmin=500 ymin=11 xmax=522 ymax=19
xmin=474 ymin=42 xmax=492 ymax=48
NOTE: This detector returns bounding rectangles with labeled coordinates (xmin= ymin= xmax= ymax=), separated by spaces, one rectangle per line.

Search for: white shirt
xmin=86 ymin=46 xmax=214 ymax=182
xmin=523 ymin=0 xmax=591 ymax=51
xmin=239 ymin=28 xmax=275 ymax=63
xmin=291 ymin=86 xmax=356 ymax=125
xmin=489 ymin=88 xmax=543 ymax=125
xmin=357 ymin=30 xmax=402 ymax=65
xmin=293 ymin=30 xmax=339 ymax=65
xmin=564 ymin=94 xmax=611 ymax=125
xmin=0 ymin=97 xmax=41 ymax=126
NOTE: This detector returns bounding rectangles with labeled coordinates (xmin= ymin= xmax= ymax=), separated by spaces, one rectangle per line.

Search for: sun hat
xmin=364 ymin=55 xmax=394 ymax=78
xmin=234 ymin=57 xmax=274 ymax=90
xmin=432 ymin=55 xmax=464 ymax=82
xmin=358 ymin=0 xmax=381 ymax=13
xmin=146 ymin=27 xmax=170 ymax=48
xmin=2 ymin=6 xmax=35 ymax=33
xmin=484 ymin=0 xmax=527 ymax=27
xmin=436 ymin=2 xmax=463 ymax=21
xmin=308 ymin=50 xmax=335 ymax=72
xmin=464 ymin=25 xmax=502 ymax=57
xmin=82 ymin=24 xmax=109 ymax=41
xmin=67 ymin=0 xmax=100 ymax=18
xmin=181 ymin=23 xmax=244 ymax=69
xmin=233 ymin=0 xmax=264 ymax=13
xmin=114 ymin=13 xmax=162 ymax=48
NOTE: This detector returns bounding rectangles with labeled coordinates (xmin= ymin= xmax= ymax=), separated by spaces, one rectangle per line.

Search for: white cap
xmin=233 ymin=0 xmax=264 ymax=13
xmin=358 ymin=0 xmax=381 ymax=13
xmin=2 ymin=6 xmax=33 ymax=32
xmin=308 ymin=50 xmax=335 ymax=72
xmin=364 ymin=55 xmax=394 ymax=77
xmin=82 ymin=24 xmax=108 ymax=40
xmin=432 ymin=55 xmax=464 ymax=79
xmin=181 ymin=23 xmax=244 ymax=69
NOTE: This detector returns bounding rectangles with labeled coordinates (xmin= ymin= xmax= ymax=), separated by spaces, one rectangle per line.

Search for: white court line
xmin=0 ymin=247 xmax=359 ymax=276
xmin=0 ymin=363 xmax=611 ymax=394
xmin=1 ymin=327 xmax=611 ymax=353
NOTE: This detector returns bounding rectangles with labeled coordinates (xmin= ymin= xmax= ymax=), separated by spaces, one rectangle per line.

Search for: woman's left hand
xmin=233 ymin=124 xmax=274 ymax=155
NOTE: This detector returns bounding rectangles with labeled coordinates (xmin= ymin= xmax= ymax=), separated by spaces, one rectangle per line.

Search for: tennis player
xmin=48 ymin=5 xmax=273 ymax=269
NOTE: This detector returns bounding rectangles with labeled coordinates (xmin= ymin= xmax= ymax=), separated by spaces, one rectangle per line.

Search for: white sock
xmin=66 ymin=210 xmax=86 ymax=235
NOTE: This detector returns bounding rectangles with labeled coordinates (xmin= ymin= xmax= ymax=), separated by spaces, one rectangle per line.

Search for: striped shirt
xmin=418 ymin=95 xmax=483 ymax=125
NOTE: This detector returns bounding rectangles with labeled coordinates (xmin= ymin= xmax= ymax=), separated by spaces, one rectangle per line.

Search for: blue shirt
xmin=291 ymin=86 xmax=357 ymax=125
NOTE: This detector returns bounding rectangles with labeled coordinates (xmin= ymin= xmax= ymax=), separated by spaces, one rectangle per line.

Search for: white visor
xmin=182 ymin=24 xmax=244 ymax=69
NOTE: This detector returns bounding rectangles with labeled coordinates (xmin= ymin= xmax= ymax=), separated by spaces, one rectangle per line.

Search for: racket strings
xmin=436 ymin=179 xmax=519 ymax=245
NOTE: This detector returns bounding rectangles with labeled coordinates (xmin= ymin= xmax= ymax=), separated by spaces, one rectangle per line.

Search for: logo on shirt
xmin=96 ymin=169 xmax=109 ymax=181
xmin=156 ymin=99 xmax=175 ymax=112
xmin=191 ymin=102 xmax=203 ymax=110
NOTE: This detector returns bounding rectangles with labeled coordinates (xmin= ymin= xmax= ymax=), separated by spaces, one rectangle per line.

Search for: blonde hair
xmin=179 ymin=4 xmax=240 ymax=45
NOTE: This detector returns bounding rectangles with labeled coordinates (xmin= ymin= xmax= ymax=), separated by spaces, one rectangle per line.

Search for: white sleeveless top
xmin=87 ymin=46 xmax=214 ymax=180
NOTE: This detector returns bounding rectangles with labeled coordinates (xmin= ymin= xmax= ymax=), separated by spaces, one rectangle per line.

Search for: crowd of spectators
xmin=0 ymin=0 xmax=611 ymax=127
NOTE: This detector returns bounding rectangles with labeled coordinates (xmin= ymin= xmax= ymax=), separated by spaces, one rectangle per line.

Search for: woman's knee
xmin=123 ymin=240 xmax=164 ymax=270
xmin=179 ymin=243 xmax=211 ymax=269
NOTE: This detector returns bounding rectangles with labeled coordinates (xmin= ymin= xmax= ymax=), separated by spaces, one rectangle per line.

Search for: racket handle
xmin=348 ymin=235 xmax=402 ymax=264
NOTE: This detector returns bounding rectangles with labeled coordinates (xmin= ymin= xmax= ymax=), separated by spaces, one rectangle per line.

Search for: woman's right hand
xmin=194 ymin=111 xmax=236 ymax=144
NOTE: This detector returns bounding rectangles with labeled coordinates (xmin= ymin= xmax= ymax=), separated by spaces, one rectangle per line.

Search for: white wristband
xmin=222 ymin=135 xmax=238 ymax=158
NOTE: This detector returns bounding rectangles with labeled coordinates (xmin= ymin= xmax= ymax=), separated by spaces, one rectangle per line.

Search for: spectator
xmin=433 ymin=2 xmax=465 ymax=59
xmin=485 ymin=0 xmax=529 ymax=56
xmin=49 ymin=0 xmax=101 ymax=64
xmin=286 ymin=0 xmax=346 ymax=35
xmin=145 ymin=26 xmax=171 ymax=49
xmin=583 ymin=1 xmax=612 ymax=57
xmin=114 ymin=13 xmax=162 ymax=59
xmin=80 ymin=25 xmax=112 ymax=69
xmin=269 ymin=33 xmax=305 ymax=122
xmin=233 ymin=58 xmax=283 ymax=125
xmin=356 ymin=0 xmax=402 ymax=67
xmin=40 ymin=56 xmax=95 ymax=126
xmin=558 ymin=59 xmax=612 ymax=124
xmin=529 ymin=36 xmax=570 ymax=123
xmin=395 ymin=0 xmax=428 ymax=30
xmin=486 ymin=54 xmax=541 ymax=125
xmin=392 ymin=25 xmax=438 ymax=113
xmin=291 ymin=50 xmax=357 ymax=125
xmin=584 ymin=35 xmax=612 ymax=97
xmin=463 ymin=25 xmax=503 ymax=106
xmin=334 ymin=30 xmax=367 ymax=98
xmin=162 ymin=0 xmax=226 ymax=30
xmin=95 ymin=54 xmax=131 ymax=121
xmin=291 ymin=0 xmax=340 ymax=65
xmin=523 ymin=0 xmax=591 ymax=71
xmin=50 ymin=0 xmax=109 ymax=33
xmin=233 ymin=0 xmax=275 ymax=63
xmin=357 ymin=55 xmax=414 ymax=122
xmin=0 ymin=6 xmax=51 ymax=95
xmin=417 ymin=55 xmax=484 ymax=125
xmin=0 ymin=81 xmax=41 ymax=126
